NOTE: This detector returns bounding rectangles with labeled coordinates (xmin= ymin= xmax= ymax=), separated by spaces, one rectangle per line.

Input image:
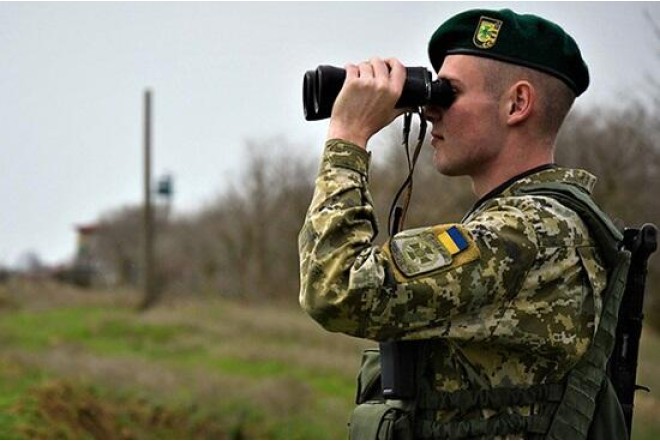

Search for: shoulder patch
xmin=388 ymin=225 xmax=480 ymax=278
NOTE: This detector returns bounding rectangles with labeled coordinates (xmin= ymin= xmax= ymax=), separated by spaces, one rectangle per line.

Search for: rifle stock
xmin=609 ymin=223 xmax=658 ymax=438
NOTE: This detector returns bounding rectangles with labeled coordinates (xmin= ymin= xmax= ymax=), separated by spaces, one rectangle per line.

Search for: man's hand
xmin=327 ymin=57 xmax=407 ymax=149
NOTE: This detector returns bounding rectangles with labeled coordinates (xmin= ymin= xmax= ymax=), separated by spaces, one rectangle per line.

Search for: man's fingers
xmin=345 ymin=64 xmax=359 ymax=80
xmin=358 ymin=61 xmax=375 ymax=79
xmin=385 ymin=58 xmax=406 ymax=89
xmin=371 ymin=57 xmax=390 ymax=80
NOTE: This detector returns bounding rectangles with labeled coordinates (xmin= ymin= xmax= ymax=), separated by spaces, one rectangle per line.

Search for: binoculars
xmin=303 ymin=65 xmax=455 ymax=121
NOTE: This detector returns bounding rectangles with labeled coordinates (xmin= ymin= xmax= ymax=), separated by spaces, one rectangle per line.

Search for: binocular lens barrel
xmin=303 ymin=65 xmax=455 ymax=121
xmin=303 ymin=66 xmax=345 ymax=121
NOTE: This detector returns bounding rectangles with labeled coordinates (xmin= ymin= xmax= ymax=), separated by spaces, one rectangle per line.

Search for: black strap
xmin=420 ymin=411 xmax=554 ymax=439
xmin=417 ymin=383 xmax=564 ymax=412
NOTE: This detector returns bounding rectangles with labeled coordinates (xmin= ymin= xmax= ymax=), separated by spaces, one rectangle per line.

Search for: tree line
xmin=89 ymin=100 xmax=660 ymax=329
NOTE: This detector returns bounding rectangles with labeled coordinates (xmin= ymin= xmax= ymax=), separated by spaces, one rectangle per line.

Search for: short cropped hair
xmin=479 ymin=57 xmax=576 ymax=138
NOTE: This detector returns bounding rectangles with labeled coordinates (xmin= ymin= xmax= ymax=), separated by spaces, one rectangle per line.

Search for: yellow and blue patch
xmin=437 ymin=226 xmax=469 ymax=255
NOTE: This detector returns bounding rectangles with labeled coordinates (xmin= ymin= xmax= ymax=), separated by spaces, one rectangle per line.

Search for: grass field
xmin=1 ymin=279 xmax=659 ymax=439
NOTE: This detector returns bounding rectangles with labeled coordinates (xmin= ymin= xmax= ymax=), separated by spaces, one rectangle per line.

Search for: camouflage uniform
xmin=299 ymin=139 xmax=606 ymax=422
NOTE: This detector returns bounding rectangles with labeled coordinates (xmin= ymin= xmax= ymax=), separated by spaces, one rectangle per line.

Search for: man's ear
xmin=505 ymin=81 xmax=534 ymax=126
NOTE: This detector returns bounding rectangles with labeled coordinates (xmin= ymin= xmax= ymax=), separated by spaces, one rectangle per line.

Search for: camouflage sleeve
xmin=298 ymin=139 xmax=538 ymax=341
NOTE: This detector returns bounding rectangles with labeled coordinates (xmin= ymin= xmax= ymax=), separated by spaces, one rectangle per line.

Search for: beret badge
xmin=473 ymin=16 xmax=503 ymax=49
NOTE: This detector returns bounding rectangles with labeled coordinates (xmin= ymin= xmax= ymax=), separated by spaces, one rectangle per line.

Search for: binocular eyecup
xmin=303 ymin=65 xmax=455 ymax=121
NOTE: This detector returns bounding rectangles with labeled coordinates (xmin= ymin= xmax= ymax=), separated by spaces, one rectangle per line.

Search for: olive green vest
xmin=348 ymin=182 xmax=629 ymax=440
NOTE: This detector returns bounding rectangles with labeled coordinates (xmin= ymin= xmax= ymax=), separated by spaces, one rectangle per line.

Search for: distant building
xmin=70 ymin=223 xmax=102 ymax=287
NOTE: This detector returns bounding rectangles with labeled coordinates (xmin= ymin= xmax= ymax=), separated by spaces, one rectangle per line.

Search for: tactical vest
xmin=348 ymin=182 xmax=630 ymax=440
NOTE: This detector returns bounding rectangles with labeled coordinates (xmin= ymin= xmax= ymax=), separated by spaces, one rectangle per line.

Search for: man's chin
xmin=433 ymin=156 xmax=469 ymax=177
xmin=431 ymin=142 xmax=472 ymax=177
xmin=436 ymin=167 xmax=463 ymax=177
xmin=432 ymin=151 xmax=457 ymax=176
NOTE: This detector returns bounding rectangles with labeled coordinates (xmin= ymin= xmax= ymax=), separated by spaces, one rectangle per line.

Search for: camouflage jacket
xmin=299 ymin=139 xmax=606 ymax=394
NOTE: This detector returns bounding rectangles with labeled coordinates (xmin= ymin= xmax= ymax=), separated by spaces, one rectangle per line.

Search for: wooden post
xmin=140 ymin=89 xmax=157 ymax=310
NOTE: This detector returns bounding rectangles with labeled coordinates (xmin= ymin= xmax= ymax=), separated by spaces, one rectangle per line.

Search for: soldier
xmin=299 ymin=8 xmax=623 ymax=439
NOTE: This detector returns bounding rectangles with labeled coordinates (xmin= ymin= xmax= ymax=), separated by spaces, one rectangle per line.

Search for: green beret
xmin=428 ymin=9 xmax=589 ymax=96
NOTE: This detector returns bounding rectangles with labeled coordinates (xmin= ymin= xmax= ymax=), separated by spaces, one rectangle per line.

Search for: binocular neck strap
xmin=388 ymin=108 xmax=428 ymax=237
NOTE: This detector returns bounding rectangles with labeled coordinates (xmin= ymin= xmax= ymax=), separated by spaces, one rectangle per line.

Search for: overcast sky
xmin=1 ymin=2 xmax=658 ymax=267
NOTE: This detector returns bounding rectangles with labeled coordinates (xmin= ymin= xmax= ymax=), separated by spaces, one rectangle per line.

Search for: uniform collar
xmin=466 ymin=165 xmax=598 ymax=217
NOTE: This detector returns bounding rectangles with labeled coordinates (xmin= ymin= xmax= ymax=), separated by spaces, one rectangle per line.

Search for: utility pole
xmin=140 ymin=89 xmax=157 ymax=311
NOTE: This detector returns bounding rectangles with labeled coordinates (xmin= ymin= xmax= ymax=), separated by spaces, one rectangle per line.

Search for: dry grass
xmin=140 ymin=297 xmax=370 ymax=376
xmin=0 ymin=278 xmax=137 ymax=310
xmin=12 ymin=378 xmax=233 ymax=439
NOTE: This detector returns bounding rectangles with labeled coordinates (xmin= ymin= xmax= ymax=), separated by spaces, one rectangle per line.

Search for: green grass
xmin=0 ymin=281 xmax=369 ymax=439
xmin=0 ymin=302 xmax=357 ymax=403
xmin=1 ymin=280 xmax=659 ymax=439
xmin=0 ymin=307 xmax=194 ymax=355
